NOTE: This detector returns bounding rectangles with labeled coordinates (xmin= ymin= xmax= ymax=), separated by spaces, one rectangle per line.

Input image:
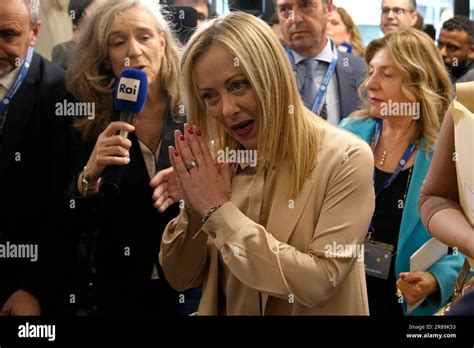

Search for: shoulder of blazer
xmin=23 ymin=53 xmax=70 ymax=115
xmin=6 ymin=53 xmax=69 ymax=132
xmin=336 ymin=51 xmax=366 ymax=77
xmin=312 ymin=122 xmax=374 ymax=177
xmin=25 ymin=53 xmax=66 ymax=87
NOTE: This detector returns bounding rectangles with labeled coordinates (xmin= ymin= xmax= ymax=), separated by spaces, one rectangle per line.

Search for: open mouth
xmin=230 ymin=120 xmax=255 ymax=138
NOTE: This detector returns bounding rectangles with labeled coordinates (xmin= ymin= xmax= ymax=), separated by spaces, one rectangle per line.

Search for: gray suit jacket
xmin=335 ymin=51 xmax=366 ymax=119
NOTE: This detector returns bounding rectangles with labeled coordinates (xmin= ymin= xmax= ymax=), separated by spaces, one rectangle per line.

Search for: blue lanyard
xmin=284 ymin=39 xmax=338 ymax=114
xmin=372 ymin=119 xmax=417 ymax=197
xmin=368 ymin=119 xmax=417 ymax=236
xmin=0 ymin=46 xmax=35 ymax=118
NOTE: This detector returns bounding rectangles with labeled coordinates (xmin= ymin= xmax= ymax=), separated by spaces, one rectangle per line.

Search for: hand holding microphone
xmin=80 ymin=69 xmax=148 ymax=194
xmin=83 ymin=122 xmax=135 ymax=182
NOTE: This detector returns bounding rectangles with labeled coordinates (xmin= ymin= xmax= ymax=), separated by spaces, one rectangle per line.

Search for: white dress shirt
xmin=0 ymin=67 xmax=21 ymax=102
xmin=292 ymin=39 xmax=341 ymax=125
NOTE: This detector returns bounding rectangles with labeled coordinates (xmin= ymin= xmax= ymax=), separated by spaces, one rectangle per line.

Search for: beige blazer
xmin=160 ymin=123 xmax=375 ymax=315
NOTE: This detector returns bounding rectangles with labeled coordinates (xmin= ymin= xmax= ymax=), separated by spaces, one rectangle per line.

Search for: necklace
xmin=372 ymin=140 xmax=406 ymax=167
xmin=380 ymin=142 xmax=411 ymax=166
xmin=379 ymin=151 xmax=387 ymax=167
xmin=379 ymin=148 xmax=394 ymax=166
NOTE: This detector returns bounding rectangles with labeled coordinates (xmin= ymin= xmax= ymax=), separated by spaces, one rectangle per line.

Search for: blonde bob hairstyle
xmin=181 ymin=11 xmax=324 ymax=198
xmin=66 ymin=0 xmax=181 ymax=141
xmin=350 ymin=29 xmax=452 ymax=153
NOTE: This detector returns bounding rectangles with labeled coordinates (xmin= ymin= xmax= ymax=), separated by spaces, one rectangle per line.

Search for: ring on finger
xmin=185 ymin=159 xmax=199 ymax=171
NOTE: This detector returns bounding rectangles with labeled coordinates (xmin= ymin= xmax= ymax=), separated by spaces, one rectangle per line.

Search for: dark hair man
xmin=438 ymin=15 xmax=474 ymax=83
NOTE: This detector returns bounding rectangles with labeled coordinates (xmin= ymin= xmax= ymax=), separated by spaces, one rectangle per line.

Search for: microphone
xmin=114 ymin=68 xmax=148 ymax=138
xmin=104 ymin=68 xmax=148 ymax=191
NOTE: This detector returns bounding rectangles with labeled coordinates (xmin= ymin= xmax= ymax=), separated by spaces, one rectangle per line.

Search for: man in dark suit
xmin=0 ymin=0 xmax=74 ymax=315
xmin=275 ymin=0 xmax=366 ymax=124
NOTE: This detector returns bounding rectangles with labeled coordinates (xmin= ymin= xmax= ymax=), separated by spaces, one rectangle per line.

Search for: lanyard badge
xmin=0 ymin=46 xmax=35 ymax=129
xmin=284 ymin=39 xmax=338 ymax=114
xmin=364 ymin=118 xmax=417 ymax=279
xmin=372 ymin=118 xmax=417 ymax=197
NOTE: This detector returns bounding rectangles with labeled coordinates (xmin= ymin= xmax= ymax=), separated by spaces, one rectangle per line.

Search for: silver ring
xmin=185 ymin=159 xmax=198 ymax=171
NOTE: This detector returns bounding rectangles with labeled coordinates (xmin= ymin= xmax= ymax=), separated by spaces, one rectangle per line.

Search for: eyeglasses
xmin=381 ymin=6 xmax=414 ymax=17
xmin=277 ymin=1 xmax=319 ymax=19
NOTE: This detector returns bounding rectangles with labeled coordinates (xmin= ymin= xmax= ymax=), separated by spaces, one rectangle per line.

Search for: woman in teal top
xmin=340 ymin=29 xmax=464 ymax=316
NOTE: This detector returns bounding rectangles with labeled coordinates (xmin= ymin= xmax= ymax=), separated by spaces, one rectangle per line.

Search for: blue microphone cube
xmin=114 ymin=68 xmax=148 ymax=114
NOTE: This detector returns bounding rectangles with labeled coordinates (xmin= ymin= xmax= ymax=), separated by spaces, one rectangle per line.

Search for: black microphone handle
xmin=103 ymin=110 xmax=135 ymax=191
xmin=119 ymin=110 xmax=134 ymax=138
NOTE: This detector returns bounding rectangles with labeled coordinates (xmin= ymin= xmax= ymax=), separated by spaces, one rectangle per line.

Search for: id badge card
xmin=364 ymin=239 xmax=394 ymax=280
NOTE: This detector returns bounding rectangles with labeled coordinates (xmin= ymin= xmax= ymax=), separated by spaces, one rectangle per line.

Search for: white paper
xmin=407 ymin=238 xmax=449 ymax=313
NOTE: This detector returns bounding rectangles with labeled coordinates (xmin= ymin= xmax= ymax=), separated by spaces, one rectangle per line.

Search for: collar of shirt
xmin=0 ymin=66 xmax=21 ymax=91
xmin=235 ymin=161 xmax=257 ymax=176
xmin=0 ymin=67 xmax=21 ymax=100
xmin=291 ymin=37 xmax=333 ymax=65
xmin=235 ymin=160 xmax=277 ymax=176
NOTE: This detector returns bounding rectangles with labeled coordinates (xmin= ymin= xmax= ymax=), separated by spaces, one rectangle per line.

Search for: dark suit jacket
xmin=67 ymin=104 xmax=188 ymax=317
xmin=335 ymin=51 xmax=367 ymax=119
xmin=0 ymin=53 xmax=76 ymax=314
xmin=52 ymin=40 xmax=74 ymax=70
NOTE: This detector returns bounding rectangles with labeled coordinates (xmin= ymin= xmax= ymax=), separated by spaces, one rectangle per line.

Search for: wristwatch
xmin=81 ymin=166 xmax=101 ymax=194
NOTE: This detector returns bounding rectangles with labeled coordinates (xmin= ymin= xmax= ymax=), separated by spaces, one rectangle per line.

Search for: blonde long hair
xmin=334 ymin=7 xmax=365 ymax=57
xmin=181 ymin=12 xmax=324 ymax=198
xmin=66 ymin=0 xmax=181 ymax=141
xmin=350 ymin=29 xmax=452 ymax=153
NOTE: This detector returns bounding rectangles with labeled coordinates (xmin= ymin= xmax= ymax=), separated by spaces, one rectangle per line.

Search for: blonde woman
xmin=340 ymin=29 xmax=463 ymax=316
xmin=327 ymin=7 xmax=365 ymax=57
xmin=152 ymin=12 xmax=375 ymax=315
xmin=66 ymin=0 xmax=199 ymax=317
